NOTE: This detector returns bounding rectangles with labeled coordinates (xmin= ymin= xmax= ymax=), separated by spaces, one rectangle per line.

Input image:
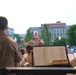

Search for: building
xmin=16 ymin=34 xmax=25 ymax=48
xmin=30 ymin=27 xmax=42 ymax=38
xmin=7 ymin=28 xmax=14 ymax=39
xmin=41 ymin=21 xmax=70 ymax=41
xmin=19 ymin=34 xmax=25 ymax=39
xmin=29 ymin=21 xmax=70 ymax=42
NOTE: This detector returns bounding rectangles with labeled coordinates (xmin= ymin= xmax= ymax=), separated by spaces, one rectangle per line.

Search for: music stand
xmin=32 ymin=45 xmax=70 ymax=67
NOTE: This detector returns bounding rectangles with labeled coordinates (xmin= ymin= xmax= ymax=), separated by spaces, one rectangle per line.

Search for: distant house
xmin=7 ymin=27 xmax=14 ymax=39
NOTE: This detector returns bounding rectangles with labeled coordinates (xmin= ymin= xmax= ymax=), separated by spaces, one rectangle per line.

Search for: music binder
xmin=33 ymin=45 xmax=69 ymax=67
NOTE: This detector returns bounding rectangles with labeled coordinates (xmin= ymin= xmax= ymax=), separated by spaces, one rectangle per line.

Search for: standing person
xmin=0 ymin=16 xmax=22 ymax=67
xmin=21 ymin=31 xmax=44 ymax=46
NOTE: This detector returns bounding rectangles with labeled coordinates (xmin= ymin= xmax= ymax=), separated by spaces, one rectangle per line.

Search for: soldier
xmin=20 ymin=45 xmax=33 ymax=67
xmin=0 ymin=16 xmax=22 ymax=67
xmin=21 ymin=31 xmax=44 ymax=46
xmin=70 ymin=58 xmax=76 ymax=67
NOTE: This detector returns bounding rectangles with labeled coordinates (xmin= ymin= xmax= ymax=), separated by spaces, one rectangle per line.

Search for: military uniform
xmin=0 ymin=31 xmax=22 ymax=67
xmin=70 ymin=58 xmax=76 ymax=67
xmin=20 ymin=53 xmax=32 ymax=67
xmin=27 ymin=38 xmax=44 ymax=46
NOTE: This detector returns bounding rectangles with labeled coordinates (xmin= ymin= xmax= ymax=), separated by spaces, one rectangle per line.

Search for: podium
xmin=32 ymin=45 xmax=71 ymax=67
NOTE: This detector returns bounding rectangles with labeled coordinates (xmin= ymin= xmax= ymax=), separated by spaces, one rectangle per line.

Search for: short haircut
xmin=33 ymin=31 xmax=38 ymax=35
xmin=26 ymin=45 xmax=33 ymax=54
xmin=0 ymin=16 xmax=8 ymax=31
xmin=19 ymin=48 xmax=25 ymax=55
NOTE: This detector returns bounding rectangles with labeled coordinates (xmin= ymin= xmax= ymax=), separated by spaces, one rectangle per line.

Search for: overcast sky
xmin=0 ymin=0 xmax=76 ymax=34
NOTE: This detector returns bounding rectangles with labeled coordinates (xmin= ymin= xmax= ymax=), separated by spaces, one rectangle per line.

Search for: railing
xmin=0 ymin=67 xmax=76 ymax=75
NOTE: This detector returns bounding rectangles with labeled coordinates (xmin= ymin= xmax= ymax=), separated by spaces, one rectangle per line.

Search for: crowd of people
xmin=0 ymin=16 xmax=76 ymax=70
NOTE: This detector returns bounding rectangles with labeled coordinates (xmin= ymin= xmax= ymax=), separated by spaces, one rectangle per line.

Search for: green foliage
xmin=52 ymin=37 xmax=66 ymax=45
xmin=40 ymin=24 xmax=51 ymax=45
xmin=14 ymin=34 xmax=26 ymax=48
xmin=24 ymin=29 xmax=32 ymax=42
xmin=66 ymin=24 xmax=76 ymax=46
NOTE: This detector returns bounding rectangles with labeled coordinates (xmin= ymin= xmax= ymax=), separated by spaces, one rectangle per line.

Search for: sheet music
xmin=68 ymin=53 xmax=75 ymax=61
xmin=33 ymin=47 xmax=48 ymax=66
xmin=33 ymin=46 xmax=68 ymax=66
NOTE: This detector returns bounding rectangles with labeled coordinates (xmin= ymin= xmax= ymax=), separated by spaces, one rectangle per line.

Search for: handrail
xmin=0 ymin=67 xmax=76 ymax=75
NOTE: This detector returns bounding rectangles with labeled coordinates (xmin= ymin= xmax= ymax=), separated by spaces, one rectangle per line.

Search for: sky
xmin=0 ymin=0 xmax=76 ymax=34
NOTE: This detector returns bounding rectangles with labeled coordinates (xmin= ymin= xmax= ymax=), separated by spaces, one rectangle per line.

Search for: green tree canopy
xmin=40 ymin=24 xmax=51 ymax=45
xmin=66 ymin=24 xmax=76 ymax=46
xmin=24 ymin=29 xmax=32 ymax=42
xmin=14 ymin=34 xmax=25 ymax=48
xmin=52 ymin=37 xmax=66 ymax=45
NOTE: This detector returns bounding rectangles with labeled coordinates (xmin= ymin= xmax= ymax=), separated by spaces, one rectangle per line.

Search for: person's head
xmin=19 ymin=48 xmax=25 ymax=55
xmin=0 ymin=16 xmax=8 ymax=31
xmin=26 ymin=45 xmax=33 ymax=54
xmin=33 ymin=31 xmax=39 ymax=39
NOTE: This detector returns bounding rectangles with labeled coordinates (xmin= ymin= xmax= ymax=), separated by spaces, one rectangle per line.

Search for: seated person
xmin=20 ymin=45 xmax=33 ymax=67
xmin=19 ymin=48 xmax=25 ymax=55
xmin=70 ymin=58 xmax=76 ymax=67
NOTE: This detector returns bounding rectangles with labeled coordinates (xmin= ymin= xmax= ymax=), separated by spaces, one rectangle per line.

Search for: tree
xmin=66 ymin=24 xmax=76 ymax=46
xmin=24 ymin=29 xmax=32 ymax=42
xmin=14 ymin=33 xmax=25 ymax=48
xmin=40 ymin=24 xmax=51 ymax=45
xmin=52 ymin=37 xmax=66 ymax=45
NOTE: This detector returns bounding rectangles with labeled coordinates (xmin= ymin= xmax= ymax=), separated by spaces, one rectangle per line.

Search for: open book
xmin=33 ymin=45 xmax=69 ymax=66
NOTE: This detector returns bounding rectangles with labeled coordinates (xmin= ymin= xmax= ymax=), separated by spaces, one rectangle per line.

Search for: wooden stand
xmin=33 ymin=45 xmax=70 ymax=67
